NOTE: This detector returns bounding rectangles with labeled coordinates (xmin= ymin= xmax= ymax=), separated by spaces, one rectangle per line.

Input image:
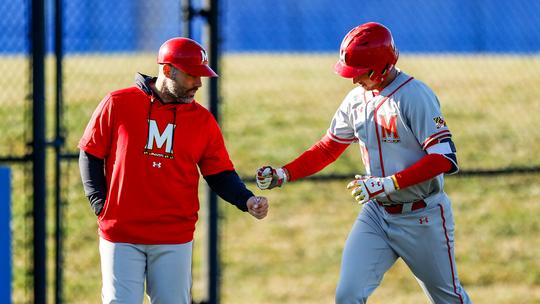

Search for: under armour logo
xmin=152 ymin=162 xmax=162 ymax=168
xmin=371 ymin=181 xmax=381 ymax=187
xmin=419 ymin=216 xmax=429 ymax=224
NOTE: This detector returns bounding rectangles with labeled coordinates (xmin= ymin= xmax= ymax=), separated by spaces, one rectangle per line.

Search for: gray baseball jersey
xmin=328 ymin=70 xmax=451 ymax=204
xmin=328 ymin=70 xmax=472 ymax=303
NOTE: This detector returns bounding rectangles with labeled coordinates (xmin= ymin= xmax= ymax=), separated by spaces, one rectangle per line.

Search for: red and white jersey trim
xmin=421 ymin=130 xmax=451 ymax=150
xmin=327 ymin=129 xmax=356 ymax=144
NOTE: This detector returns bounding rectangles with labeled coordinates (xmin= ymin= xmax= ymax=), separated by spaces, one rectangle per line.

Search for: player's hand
xmin=256 ymin=166 xmax=288 ymax=190
xmin=346 ymin=175 xmax=396 ymax=204
xmin=247 ymin=196 xmax=269 ymax=219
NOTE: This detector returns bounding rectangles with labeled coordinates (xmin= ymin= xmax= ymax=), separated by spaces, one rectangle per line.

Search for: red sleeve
xmin=393 ymin=153 xmax=452 ymax=189
xmin=283 ymin=134 xmax=349 ymax=181
xmin=198 ymin=114 xmax=234 ymax=176
xmin=78 ymin=94 xmax=114 ymax=159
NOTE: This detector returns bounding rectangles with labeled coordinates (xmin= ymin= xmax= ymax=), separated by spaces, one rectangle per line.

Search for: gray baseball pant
xmin=335 ymin=198 xmax=472 ymax=304
xmin=99 ymin=237 xmax=193 ymax=304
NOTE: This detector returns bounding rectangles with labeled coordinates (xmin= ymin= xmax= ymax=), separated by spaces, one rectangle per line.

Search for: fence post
xmin=54 ymin=0 xmax=65 ymax=302
xmin=31 ymin=0 xmax=47 ymax=302
xmin=206 ymin=0 xmax=220 ymax=303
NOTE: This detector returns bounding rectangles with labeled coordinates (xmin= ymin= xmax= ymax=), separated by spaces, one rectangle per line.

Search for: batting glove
xmin=256 ymin=166 xmax=288 ymax=190
xmin=346 ymin=175 xmax=398 ymax=204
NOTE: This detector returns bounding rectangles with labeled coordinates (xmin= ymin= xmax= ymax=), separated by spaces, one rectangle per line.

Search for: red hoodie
xmin=79 ymin=81 xmax=233 ymax=244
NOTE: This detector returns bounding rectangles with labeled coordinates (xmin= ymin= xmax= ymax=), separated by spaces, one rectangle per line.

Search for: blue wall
xmin=1 ymin=0 xmax=539 ymax=54
xmin=0 ymin=167 xmax=11 ymax=304
xmin=221 ymin=0 xmax=540 ymax=53
xmin=0 ymin=0 xmax=186 ymax=54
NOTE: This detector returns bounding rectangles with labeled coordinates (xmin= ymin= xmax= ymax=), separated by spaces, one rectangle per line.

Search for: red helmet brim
xmin=171 ymin=62 xmax=218 ymax=77
xmin=334 ymin=61 xmax=369 ymax=79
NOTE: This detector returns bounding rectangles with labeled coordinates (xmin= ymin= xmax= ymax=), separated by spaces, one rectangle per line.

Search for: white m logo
xmin=339 ymin=49 xmax=346 ymax=63
xmin=200 ymin=49 xmax=208 ymax=64
xmin=145 ymin=120 xmax=175 ymax=153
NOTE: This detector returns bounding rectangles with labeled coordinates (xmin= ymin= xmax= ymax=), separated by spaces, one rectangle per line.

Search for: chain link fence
xmin=60 ymin=2 xmax=190 ymax=303
xmin=0 ymin=0 xmax=33 ymax=303
xmin=217 ymin=1 xmax=540 ymax=303
xmin=1 ymin=0 xmax=539 ymax=303
xmin=219 ymin=0 xmax=540 ymax=178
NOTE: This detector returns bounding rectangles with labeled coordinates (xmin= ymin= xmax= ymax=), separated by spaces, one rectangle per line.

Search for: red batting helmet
xmin=334 ymin=22 xmax=399 ymax=83
xmin=157 ymin=37 xmax=218 ymax=77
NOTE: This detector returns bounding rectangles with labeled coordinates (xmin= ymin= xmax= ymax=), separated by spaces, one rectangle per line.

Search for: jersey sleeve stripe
xmin=443 ymin=153 xmax=459 ymax=175
xmin=326 ymin=130 xmax=357 ymax=144
xmin=421 ymin=130 xmax=451 ymax=150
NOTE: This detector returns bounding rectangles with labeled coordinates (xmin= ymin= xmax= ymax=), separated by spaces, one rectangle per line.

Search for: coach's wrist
xmin=87 ymin=193 xmax=105 ymax=216
xmin=90 ymin=198 xmax=105 ymax=216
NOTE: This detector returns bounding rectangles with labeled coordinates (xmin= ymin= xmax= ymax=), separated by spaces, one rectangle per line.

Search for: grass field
xmin=219 ymin=176 xmax=540 ymax=304
xmin=3 ymin=53 xmax=540 ymax=303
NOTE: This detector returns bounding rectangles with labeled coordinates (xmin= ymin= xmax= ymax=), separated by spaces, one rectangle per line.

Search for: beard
xmin=166 ymin=83 xmax=197 ymax=104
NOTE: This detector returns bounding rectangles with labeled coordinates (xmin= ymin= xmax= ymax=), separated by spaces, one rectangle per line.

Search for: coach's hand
xmin=247 ymin=196 xmax=269 ymax=219
xmin=256 ymin=166 xmax=288 ymax=190
xmin=347 ymin=175 xmax=397 ymax=204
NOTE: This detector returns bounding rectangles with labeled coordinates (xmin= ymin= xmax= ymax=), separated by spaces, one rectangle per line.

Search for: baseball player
xmin=78 ymin=37 xmax=269 ymax=304
xmin=256 ymin=22 xmax=472 ymax=303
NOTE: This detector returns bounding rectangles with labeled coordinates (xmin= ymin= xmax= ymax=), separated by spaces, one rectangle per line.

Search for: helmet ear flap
xmin=381 ymin=65 xmax=388 ymax=76
xmin=380 ymin=63 xmax=392 ymax=78
xmin=369 ymin=63 xmax=394 ymax=83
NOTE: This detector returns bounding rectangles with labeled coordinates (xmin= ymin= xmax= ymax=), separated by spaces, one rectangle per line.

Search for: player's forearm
xmin=392 ymin=153 xmax=452 ymax=190
xmin=284 ymin=134 xmax=349 ymax=181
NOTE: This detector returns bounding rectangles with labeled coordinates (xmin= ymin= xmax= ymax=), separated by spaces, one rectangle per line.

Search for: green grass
xmin=220 ymin=54 xmax=540 ymax=173
xmin=219 ymin=176 xmax=540 ymax=304
xmin=3 ymin=53 xmax=540 ymax=303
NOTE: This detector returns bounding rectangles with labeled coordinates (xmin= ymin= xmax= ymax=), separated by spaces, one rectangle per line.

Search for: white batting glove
xmin=346 ymin=175 xmax=397 ymax=204
xmin=256 ymin=166 xmax=288 ymax=190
